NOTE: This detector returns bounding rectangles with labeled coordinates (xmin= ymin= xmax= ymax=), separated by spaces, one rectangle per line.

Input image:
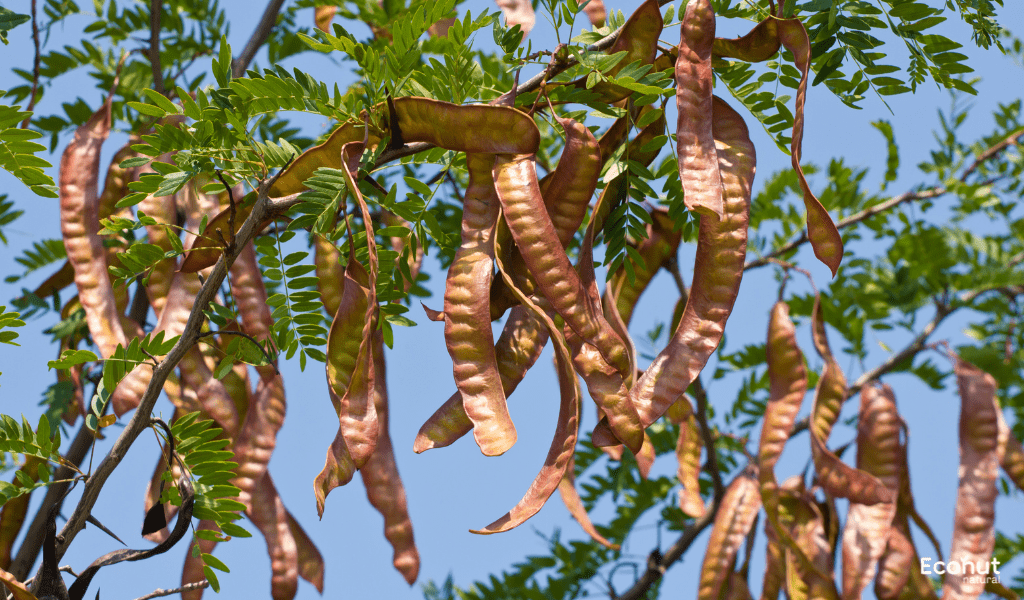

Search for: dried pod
xmin=873 ymin=526 xmax=914 ymax=600
xmin=0 ymin=457 xmax=43 ymax=569
xmin=783 ymin=491 xmax=840 ymax=600
xmin=557 ymin=455 xmax=619 ymax=549
xmin=494 ymin=0 xmax=535 ymax=35
xmin=361 ymin=334 xmax=421 ymax=584
xmin=809 ymin=296 xmax=891 ymax=505
xmin=286 ymin=512 xmax=326 ymax=593
xmin=672 ymin=401 xmax=706 ymax=518
xmin=697 ymin=466 xmax=761 ymax=600
xmin=135 ymin=158 xmax=179 ymax=316
xmin=315 ymin=5 xmax=336 ymax=32
xmin=603 ymin=210 xmax=682 ymax=327
xmin=443 ymin=153 xmax=516 ymax=456
xmin=182 ymin=523 xmax=218 ymax=600
xmin=676 ymin=0 xmax=723 ymax=218
xmin=582 ymin=0 xmax=605 ymax=26
xmin=841 ymin=384 xmax=901 ymax=600
xmin=996 ymin=406 xmax=1024 ymax=492
xmin=391 ymin=97 xmax=539 ymax=154
xmin=248 ymin=474 xmax=299 ymax=600
xmin=595 ymin=96 xmax=752 ymax=444
xmin=941 ymin=356 xmax=999 ymax=600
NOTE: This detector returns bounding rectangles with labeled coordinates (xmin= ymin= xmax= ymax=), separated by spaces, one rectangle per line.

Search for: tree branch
xmin=132 ymin=581 xmax=210 ymax=600
xmin=691 ymin=377 xmax=724 ymax=502
xmin=19 ymin=0 xmax=41 ymax=129
xmin=49 ymin=181 xmax=299 ymax=563
xmin=149 ymin=0 xmax=165 ymax=94
xmin=232 ymin=0 xmax=287 ymax=78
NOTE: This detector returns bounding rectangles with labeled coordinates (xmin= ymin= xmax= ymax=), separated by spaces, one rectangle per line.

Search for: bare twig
xmin=691 ymin=377 xmax=724 ymax=502
xmin=961 ymin=128 xmax=1023 ymax=180
xmin=19 ymin=0 xmax=41 ymax=129
xmin=131 ymin=581 xmax=210 ymax=600
xmin=232 ymin=0 xmax=287 ymax=78
xmin=149 ymin=0 xmax=165 ymax=94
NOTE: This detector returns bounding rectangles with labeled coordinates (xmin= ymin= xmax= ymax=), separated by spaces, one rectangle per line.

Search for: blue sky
xmin=1 ymin=0 xmax=1023 ymax=598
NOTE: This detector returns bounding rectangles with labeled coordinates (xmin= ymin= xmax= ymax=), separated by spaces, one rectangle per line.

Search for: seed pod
xmin=268 ymin=122 xmax=377 ymax=197
xmin=783 ymin=491 xmax=840 ymax=600
xmin=604 ymin=209 xmax=681 ymax=326
xmin=391 ymin=97 xmax=539 ymax=154
xmin=841 ymin=384 xmax=901 ymax=600
xmin=941 ymin=357 xmax=999 ymax=600
xmin=757 ymin=300 xmax=807 ymax=543
xmin=582 ymin=0 xmax=605 ymax=26
xmin=676 ymin=0 xmax=723 ymax=218
xmin=315 ymin=5 xmax=335 ymax=32
xmin=59 ymin=93 xmax=128 ymax=360
xmin=470 ymin=231 xmax=582 ymax=534
xmin=873 ymin=526 xmax=914 ymax=600
xmin=361 ymin=334 xmax=420 ymax=584
xmin=181 ymin=522 xmax=218 ymax=600
xmin=712 ymin=17 xmax=780 ymax=62
xmin=761 ymin=524 xmax=785 ymax=600
xmin=248 ymin=474 xmax=299 ymax=600
xmin=315 ymin=235 xmax=345 ymax=319
xmin=285 ymin=511 xmax=325 ymax=593
xmin=697 ymin=466 xmax=761 ymax=600
xmin=776 ymin=20 xmax=843 ymax=275
xmin=996 ymin=406 xmax=1024 ymax=492
xmin=558 ymin=454 xmax=619 ymax=549
xmin=0 ymin=457 xmax=43 ymax=569
xmin=443 ymin=153 xmax=516 ymax=456
xmin=493 ymin=0 xmax=534 ymax=34
xmin=594 ymin=96 xmax=752 ymax=445
xmin=809 ymin=296 xmax=891 ymax=505
xmin=574 ymin=0 xmax=662 ymax=102
xmin=670 ymin=399 xmax=706 ymax=518
xmin=136 ymin=159 xmax=179 ymax=317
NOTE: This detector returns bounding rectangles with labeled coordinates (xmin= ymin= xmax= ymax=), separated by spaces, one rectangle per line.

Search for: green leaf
xmin=47 ymin=349 xmax=99 ymax=370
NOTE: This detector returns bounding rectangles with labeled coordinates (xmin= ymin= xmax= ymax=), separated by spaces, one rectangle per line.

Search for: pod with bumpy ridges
xmin=697 ymin=466 xmax=761 ymax=600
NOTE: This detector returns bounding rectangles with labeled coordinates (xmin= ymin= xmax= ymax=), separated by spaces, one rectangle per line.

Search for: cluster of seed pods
xmin=18 ymin=0 xmax=1024 ymax=595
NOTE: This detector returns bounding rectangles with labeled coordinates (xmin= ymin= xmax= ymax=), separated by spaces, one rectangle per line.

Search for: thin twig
xmin=131 ymin=581 xmax=210 ymax=600
xmin=691 ymin=378 xmax=724 ymax=502
xmin=19 ymin=0 xmax=41 ymax=129
xmin=149 ymin=0 xmax=165 ymax=94
xmin=232 ymin=0 xmax=287 ymax=77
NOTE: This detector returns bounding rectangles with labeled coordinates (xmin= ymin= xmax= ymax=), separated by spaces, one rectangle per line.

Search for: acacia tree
xmin=0 ymin=0 xmax=1020 ymax=598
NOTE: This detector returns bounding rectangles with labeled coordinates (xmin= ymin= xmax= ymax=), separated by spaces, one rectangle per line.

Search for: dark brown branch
xmin=149 ymin=0 xmax=165 ymax=94
xmin=232 ymin=0 xmax=287 ymax=78
xmin=10 ymin=420 xmax=95 ymax=580
xmin=19 ymin=0 xmax=41 ymax=129
xmin=131 ymin=581 xmax=210 ymax=600
xmin=690 ymin=378 xmax=724 ymax=502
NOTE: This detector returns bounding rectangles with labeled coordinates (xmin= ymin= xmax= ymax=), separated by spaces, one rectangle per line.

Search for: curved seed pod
xmin=776 ymin=20 xmax=843 ymax=275
xmin=996 ymin=407 xmax=1024 ymax=492
xmin=443 ymin=153 xmax=516 ymax=456
xmin=361 ymin=334 xmax=420 ymax=584
xmin=27 ymin=260 xmax=75 ymax=302
xmin=314 ymin=407 xmax=358 ymax=518
xmin=60 ymin=93 xmax=127 ymax=360
xmin=181 ymin=522 xmax=218 ymax=600
xmin=672 ymin=402 xmax=706 ymax=518
xmin=136 ymin=161 xmax=179 ymax=316
xmin=112 ymin=269 xmax=206 ymax=416
xmin=315 ymin=235 xmax=345 ymax=319
xmin=232 ymin=372 xmax=288 ymax=511
xmin=676 ymin=0 xmax=723 ymax=218
xmin=558 ymin=455 xmax=619 ymax=549
xmin=470 ymin=232 xmax=582 ymax=534
xmin=414 ymin=304 xmax=548 ymax=452
xmin=315 ymin=5 xmax=336 ymax=32
xmin=712 ymin=17 xmax=780 ymax=62
xmin=761 ymin=525 xmax=785 ymax=600
xmin=784 ymin=493 xmax=840 ymax=600
xmin=178 ymin=202 xmax=263 ymax=273
xmin=573 ymin=0 xmax=662 ymax=102
xmin=494 ymin=0 xmax=535 ymax=35
xmin=941 ymin=357 xmax=999 ymax=600
xmin=268 ymin=122 xmax=376 ymax=197
xmin=598 ymin=114 xmax=631 ymax=165
xmin=182 ymin=348 xmax=242 ymax=434
xmin=493 ymin=154 xmax=631 ymax=379
xmin=841 ymin=384 xmax=901 ymax=600
xmin=285 ymin=511 xmax=325 ymax=593
xmin=0 ymin=457 xmax=43 ymax=569
xmin=604 ymin=209 xmax=682 ymax=326
xmin=391 ymin=97 xmax=539 ymax=154
xmin=582 ymin=0 xmax=605 ymax=26
xmin=594 ymin=96 xmax=752 ymax=445
xmin=809 ymin=296 xmax=891 ymax=505
xmin=697 ymin=466 xmax=761 ymax=600
xmin=874 ymin=526 xmax=914 ymax=600
xmin=248 ymin=474 xmax=299 ymax=600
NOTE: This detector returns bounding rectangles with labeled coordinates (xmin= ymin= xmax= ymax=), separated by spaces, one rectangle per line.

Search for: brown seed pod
xmin=840 ymin=384 xmax=901 ymax=600
xmin=697 ymin=466 xmax=761 ymax=600
xmin=315 ymin=5 xmax=336 ymax=33
xmin=941 ymin=356 xmax=999 ymax=600
xmin=670 ymin=398 xmax=706 ymax=518
xmin=573 ymin=0 xmax=662 ymax=102
xmin=809 ymin=295 xmax=891 ymax=505
xmin=494 ymin=0 xmax=535 ymax=35
xmin=557 ymin=454 xmax=619 ymax=549
xmin=0 ymin=457 xmax=43 ymax=569
xmin=248 ymin=474 xmax=299 ymax=600
xmin=582 ymin=0 xmax=605 ymax=26
xmin=783 ymin=491 xmax=840 ymax=600
xmin=996 ymin=405 xmax=1024 ymax=492
xmin=360 ymin=334 xmax=421 ymax=584
xmin=676 ymin=0 xmax=723 ymax=218
xmin=268 ymin=121 xmax=376 ymax=197
xmin=181 ymin=522 xmax=218 ymax=600
xmin=443 ymin=153 xmax=516 ymax=456
xmin=873 ymin=526 xmax=914 ymax=600
xmin=285 ymin=512 xmax=325 ymax=593
xmin=59 ymin=93 xmax=128 ymax=361
xmin=470 ymin=225 xmax=582 ymax=534
xmin=391 ymin=97 xmax=540 ymax=154
xmin=594 ymin=95 xmax=752 ymax=445
xmin=135 ymin=160 xmax=179 ymax=316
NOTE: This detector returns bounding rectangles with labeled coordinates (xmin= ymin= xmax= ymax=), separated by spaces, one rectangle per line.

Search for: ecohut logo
xmin=920 ymin=558 xmax=1002 ymax=585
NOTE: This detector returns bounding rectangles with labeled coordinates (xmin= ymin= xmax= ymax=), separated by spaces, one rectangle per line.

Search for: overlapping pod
xmin=248 ymin=474 xmax=299 ymax=600
xmin=595 ymin=96 xmax=752 ymax=444
xmin=268 ymin=121 xmax=374 ymax=197
xmin=669 ymin=398 xmax=705 ymax=518
xmin=942 ymin=357 xmax=999 ymax=600
xmin=494 ymin=0 xmax=535 ymax=35
xmin=783 ymin=490 xmax=840 ymax=600
xmin=697 ymin=466 xmax=761 ymax=600
xmin=286 ymin=512 xmax=326 ymax=594
xmin=136 ymin=159 xmax=179 ymax=316
xmin=390 ymin=97 xmax=539 ymax=154
xmin=603 ymin=210 xmax=682 ymax=326
xmin=996 ymin=409 xmax=1024 ymax=491
xmin=574 ymin=0 xmax=662 ymax=102
xmin=442 ymin=153 xmax=516 ymax=456
xmin=873 ymin=526 xmax=914 ymax=600
xmin=361 ymin=334 xmax=420 ymax=584
xmin=757 ymin=301 xmax=807 ymax=538
xmin=676 ymin=0 xmax=723 ymax=218
xmin=59 ymin=94 xmax=128 ymax=361
xmin=182 ymin=522 xmax=218 ymax=600
xmin=557 ymin=455 xmax=619 ymax=549
xmin=0 ymin=458 xmax=43 ymax=569
xmin=809 ymin=296 xmax=891 ymax=505
xmin=840 ymin=384 xmax=901 ymax=600
xmin=582 ymin=0 xmax=605 ymax=26
xmin=470 ymin=240 xmax=581 ymax=534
